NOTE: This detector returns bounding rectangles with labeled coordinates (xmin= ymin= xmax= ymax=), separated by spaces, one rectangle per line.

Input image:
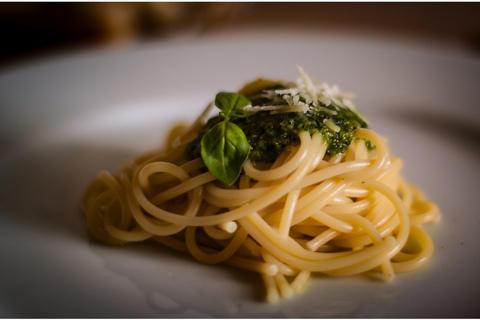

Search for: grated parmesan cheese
xmin=240 ymin=65 xmax=366 ymax=125
xmin=323 ymin=118 xmax=341 ymax=133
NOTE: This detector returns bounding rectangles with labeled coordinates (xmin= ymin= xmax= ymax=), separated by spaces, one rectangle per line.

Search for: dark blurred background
xmin=1 ymin=2 xmax=480 ymax=69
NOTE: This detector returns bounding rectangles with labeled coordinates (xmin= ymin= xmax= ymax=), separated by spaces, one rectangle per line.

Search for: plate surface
xmin=1 ymin=30 xmax=479 ymax=317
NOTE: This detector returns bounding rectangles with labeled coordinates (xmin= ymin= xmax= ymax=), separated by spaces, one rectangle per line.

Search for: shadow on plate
xmin=384 ymin=107 xmax=480 ymax=158
xmin=0 ymin=141 xmax=133 ymax=240
xmin=88 ymin=237 xmax=407 ymax=318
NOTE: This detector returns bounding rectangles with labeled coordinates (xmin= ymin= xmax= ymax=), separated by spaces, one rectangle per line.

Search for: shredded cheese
xmin=323 ymin=118 xmax=341 ymax=133
xmin=241 ymin=65 xmax=368 ymax=127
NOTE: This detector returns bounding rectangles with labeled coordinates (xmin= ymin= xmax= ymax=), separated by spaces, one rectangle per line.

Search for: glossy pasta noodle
xmin=81 ymin=68 xmax=440 ymax=302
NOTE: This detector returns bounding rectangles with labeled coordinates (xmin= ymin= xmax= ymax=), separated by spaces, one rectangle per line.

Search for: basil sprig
xmin=200 ymin=92 xmax=251 ymax=185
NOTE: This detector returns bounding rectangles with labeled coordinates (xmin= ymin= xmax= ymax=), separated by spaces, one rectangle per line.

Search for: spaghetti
xmin=81 ymin=69 xmax=440 ymax=302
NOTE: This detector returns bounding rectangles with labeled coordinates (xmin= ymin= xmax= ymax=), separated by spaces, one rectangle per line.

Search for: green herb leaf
xmin=199 ymin=91 xmax=251 ymax=185
xmin=200 ymin=121 xmax=250 ymax=185
xmin=215 ymin=92 xmax=250 ymax=119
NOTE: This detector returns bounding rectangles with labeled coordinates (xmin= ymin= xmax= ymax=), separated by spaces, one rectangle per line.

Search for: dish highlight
xmin=81 ymin=68 xmax=440 ymax=302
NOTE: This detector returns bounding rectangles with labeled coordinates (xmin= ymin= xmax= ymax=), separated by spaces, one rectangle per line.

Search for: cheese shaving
xmin=241 ymin=65 xmax=367 ymax=126
xmin=323 ymin=118 xmax=341 ymax=133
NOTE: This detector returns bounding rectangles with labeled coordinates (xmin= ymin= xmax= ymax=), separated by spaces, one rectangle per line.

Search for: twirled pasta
xmin=81 ymin=74 xmax=440 ymax=302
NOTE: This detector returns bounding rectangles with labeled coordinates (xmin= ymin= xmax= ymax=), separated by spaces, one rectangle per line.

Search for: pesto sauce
xmin=188 ymin=87 xmax=370 ymax=164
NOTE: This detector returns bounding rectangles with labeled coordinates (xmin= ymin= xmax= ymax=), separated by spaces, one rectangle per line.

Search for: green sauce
xmin=188 ymin=84 xmax=370 ymax=164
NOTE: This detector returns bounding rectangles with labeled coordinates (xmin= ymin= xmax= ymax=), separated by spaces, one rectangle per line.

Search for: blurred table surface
xmin=1 ymin=2 xmax=480 ymax=70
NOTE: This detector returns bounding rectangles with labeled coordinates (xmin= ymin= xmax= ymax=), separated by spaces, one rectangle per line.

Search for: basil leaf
xmin=215 ymin=92 xmax=250 ymax=119
xmin=200 ymin=121 xmax=250 ymax=185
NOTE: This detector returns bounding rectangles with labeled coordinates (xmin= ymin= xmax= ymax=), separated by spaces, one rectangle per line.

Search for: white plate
xmin=1 ymin=30 xmax=479 ymax=317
